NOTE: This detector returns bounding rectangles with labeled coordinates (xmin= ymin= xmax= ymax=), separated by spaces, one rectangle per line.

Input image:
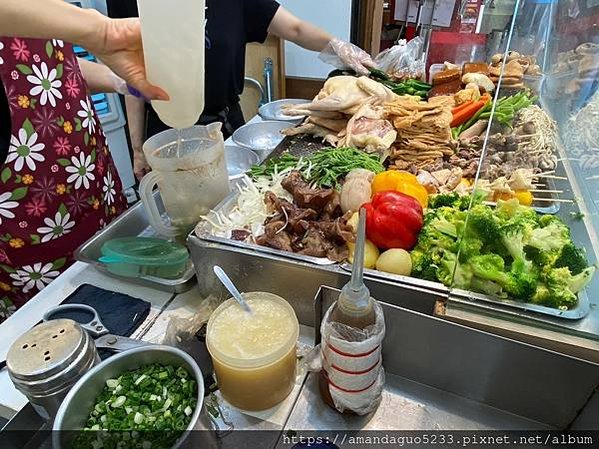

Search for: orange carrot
xmin=452 ymin=100 xmax=474 ymax=114
xmin=451 ymin=94 xmax=491 ymax=127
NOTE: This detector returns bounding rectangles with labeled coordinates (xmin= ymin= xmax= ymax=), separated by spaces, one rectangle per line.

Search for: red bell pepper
xmin=363 ymin=191 xmax=424 ymax=250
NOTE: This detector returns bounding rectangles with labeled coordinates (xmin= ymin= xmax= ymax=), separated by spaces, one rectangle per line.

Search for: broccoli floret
xmin=504 ymin=258 xmax=539 ymax=300
xmin=436 ymin=254 xmax=455 ymax=287
xmin=542 ymin=266 xmax=572 ymax=288
xmin=458 ymin=237 xmax=483 ymax=261
xmin=417 ymin=228 xmax=458 ymax=252
xmin=531 ymin=272 xmax=578 ymax=309
xmin=410 ymin=249 xmax=438 ymax=282
xmin=554 ymin=243 xmax=588 ymax=275
xmin=500 ymin=218 xmax=536 ymax=262
xmin=454 ymin=261 xmax=474 ymax=289
xmin=524 ymin=246 xmax=560 ymax=268
xmin=568 ymin=266 xmax=596 ymax=293
xmin=429 ymin=193 xmax=460 ymax=209
xmin=469 ymin=254 xmax=537 ymax=300
xmin=534 ymin=265 xmax=596 ymax=309
xmin=496 ymin=199 xmax=538 ymax=222
xmin=467 ymin=204 xmax=501 ymax=244
xmin=526 ymin=222 xmax=570 ymax=252
xmin=470 ymin=254 xmax=508 ymax=284
xmin=430 ymin=217 xmax=458 ymax=238
xmin=538 ymin=214 xmax=562 ymax=228
xmin=428 ymin=194 xmax=474 ymax=212
xmin=456 ymin=193 xmax=480 ymax=211
xmin=530 ymin=284 xmax=569 ymax=308
xmin=437 ymin=252 xmax=473 ymax=288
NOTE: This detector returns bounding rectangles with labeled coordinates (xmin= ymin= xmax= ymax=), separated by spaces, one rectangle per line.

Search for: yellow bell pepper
xmin=514 ymin=190 xmax=534 ymax=206
xmin=371 ymin=171 xmax=428 ymax=209
xmin=371 ymin=171 xmax=417 ymax=193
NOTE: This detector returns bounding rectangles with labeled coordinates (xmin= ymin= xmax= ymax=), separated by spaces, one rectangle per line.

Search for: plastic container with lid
xmin=99 ymin=237 xmax=189 ymax=280
xmin=206 ymin=292 xmax=299 ymax=411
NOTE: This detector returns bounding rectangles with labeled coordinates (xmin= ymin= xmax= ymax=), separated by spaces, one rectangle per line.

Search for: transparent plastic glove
xmin=319 ymin=38 xmax=375 ymax=76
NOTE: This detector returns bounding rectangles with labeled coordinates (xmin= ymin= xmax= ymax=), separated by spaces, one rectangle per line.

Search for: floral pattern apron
xmin=0 ymin=38 xmax=127 ymax=321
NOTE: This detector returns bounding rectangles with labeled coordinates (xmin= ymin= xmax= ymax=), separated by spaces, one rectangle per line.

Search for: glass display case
xmin=443 ymin=0 xmax=599 ymax=344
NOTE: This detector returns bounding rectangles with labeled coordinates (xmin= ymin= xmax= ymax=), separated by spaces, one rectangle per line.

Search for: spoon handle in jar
xmin=213 ymin=266 xmax=252 ymax=313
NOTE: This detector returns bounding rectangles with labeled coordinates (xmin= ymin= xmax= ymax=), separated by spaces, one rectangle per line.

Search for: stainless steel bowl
xmin=258 ymin=98 xmax=307 ymax=122
xmin=225 ymin=145 xmax=259 ymax=179
xmin=232 ymin=120 xmax=289 ymax=155
xmin=53 ymin=345 xmax=216 ymax=449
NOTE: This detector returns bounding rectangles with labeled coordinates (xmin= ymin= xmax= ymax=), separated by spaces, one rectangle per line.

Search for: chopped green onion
xmin=134 ymin=374 xmax=146 ymax=385
xmin=111 ymin=396 xmax=126 ymax=408
xmin=74 ymin=363 xmax=197 ymax=449
xmin=133 ymin=412 xmax=144 ymax=425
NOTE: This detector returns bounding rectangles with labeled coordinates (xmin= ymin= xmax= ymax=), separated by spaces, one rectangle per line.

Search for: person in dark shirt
xmin=107 ymin=0 xmax=374 ymax=179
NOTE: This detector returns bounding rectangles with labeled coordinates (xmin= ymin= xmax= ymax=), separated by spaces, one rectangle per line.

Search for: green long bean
xmin=250 ymin=147 xmax=385 ymax=189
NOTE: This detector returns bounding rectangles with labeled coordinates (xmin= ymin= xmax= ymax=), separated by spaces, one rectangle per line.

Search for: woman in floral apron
xmin=0 ymin=37 xmax=128 ymax=321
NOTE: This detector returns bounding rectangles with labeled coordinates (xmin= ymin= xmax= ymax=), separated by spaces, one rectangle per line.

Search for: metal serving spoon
xmin=213 ymin=265 xmax=252 ymax=313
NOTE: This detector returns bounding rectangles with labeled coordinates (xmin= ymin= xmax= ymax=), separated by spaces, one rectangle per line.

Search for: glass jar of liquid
xmin=206 ymin=292 xmax=299 ymax=411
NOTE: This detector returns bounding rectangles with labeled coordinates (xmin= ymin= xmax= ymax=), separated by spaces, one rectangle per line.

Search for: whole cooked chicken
xmin=283 ymin=76 xmax=395 ymax=114
xmin=342 ymin=102 xmax=397 ymax=154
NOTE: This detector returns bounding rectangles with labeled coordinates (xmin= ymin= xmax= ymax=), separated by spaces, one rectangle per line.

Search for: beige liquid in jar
xmin=206 ymin=292 xmax=299 ymax=411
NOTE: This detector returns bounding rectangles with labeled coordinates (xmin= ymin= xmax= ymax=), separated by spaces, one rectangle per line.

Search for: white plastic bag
xmin=374 ymin=37 xmax=425 ymax=81
xmin=302 ymin=300 xmax=386 ymax=416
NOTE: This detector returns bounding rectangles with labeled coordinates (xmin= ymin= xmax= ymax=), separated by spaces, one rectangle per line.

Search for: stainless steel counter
xmin=286 ymin=373 xmax=550 ymax=431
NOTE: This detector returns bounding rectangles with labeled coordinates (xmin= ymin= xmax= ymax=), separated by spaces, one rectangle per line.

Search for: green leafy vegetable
xmin=250 ymin=147 xmax=385 ymax=189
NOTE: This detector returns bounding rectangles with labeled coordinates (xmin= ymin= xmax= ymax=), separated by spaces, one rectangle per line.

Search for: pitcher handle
xmin=138 ymin=171 xmax=179 ymax=237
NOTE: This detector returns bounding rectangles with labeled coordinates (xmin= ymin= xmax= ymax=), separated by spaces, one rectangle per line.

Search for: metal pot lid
xmin=7 ymin=319 xmax=88 ymax=381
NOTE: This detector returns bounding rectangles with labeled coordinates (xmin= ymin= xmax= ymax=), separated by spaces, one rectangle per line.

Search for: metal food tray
xmin=340 ymin=263 xmax=590 ymax=320
xmin=196 ymin=190 xmax=338 ymax=267
xmin=198 ymin=186 xmax=588 ymax=320
xmin=451 ymin=287 xmax=590 ymax=320
xmin=75 ymin=191 xmax=196 ymax=293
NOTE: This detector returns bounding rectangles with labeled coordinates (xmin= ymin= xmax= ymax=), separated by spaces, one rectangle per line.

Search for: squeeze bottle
xmin=136 ymin=0 xmax=205 ymax=129
xmin=319 ymin=208 xmax=385 ymax=415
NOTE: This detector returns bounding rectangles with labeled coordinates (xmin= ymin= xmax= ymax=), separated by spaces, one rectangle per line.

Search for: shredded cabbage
xmin=202 ymin=169 xmax=294 ymax=239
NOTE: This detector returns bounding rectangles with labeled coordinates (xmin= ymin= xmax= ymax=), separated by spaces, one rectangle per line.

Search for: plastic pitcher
xmin=137 ymin=0 xmax=205 ymax=129
xmin=138 ymin=124 xmax=230 ymax=237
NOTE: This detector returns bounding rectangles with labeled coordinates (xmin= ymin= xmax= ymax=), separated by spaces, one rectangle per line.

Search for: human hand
xmin=133 ymin=149 xmax=151 ymax=181
xmin=85 ymin=16 xmax=168 ymax=101
xmin=319 ymin=38 xmax=375 ymax=76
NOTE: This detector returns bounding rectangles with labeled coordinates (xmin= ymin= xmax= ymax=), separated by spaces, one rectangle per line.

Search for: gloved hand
xmin=318 ymin=38 xmax=376 ymax=76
